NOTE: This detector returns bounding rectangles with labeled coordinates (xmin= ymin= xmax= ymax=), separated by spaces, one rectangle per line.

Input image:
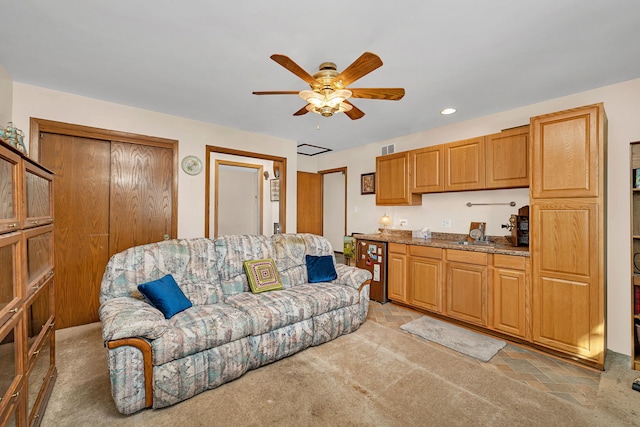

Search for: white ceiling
xmin=1 ymin=1 xmax=639 ymax=153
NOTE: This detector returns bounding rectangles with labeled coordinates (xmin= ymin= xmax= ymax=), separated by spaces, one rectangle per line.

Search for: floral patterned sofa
xmin=99 ymin=233 xmax=372 ymax=414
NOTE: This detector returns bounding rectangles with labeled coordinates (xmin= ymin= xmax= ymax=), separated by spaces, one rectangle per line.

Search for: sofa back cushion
xmin=214 ymin=234 xmax=274 ymax=296
xmin=100 ymin=238 xmax=223 ymax=305
xmin=271 ymin=233 xmax=335 ymax=288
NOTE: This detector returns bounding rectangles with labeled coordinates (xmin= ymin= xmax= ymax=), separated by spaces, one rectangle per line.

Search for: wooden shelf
xmin=634 ymin=274 xmax=640 ymax=286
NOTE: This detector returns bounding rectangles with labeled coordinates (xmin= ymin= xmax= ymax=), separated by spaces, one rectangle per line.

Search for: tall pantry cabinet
xmin=0 ymin=138 xmax=56 ymax=426
xmin=530 ymin=103 xmax=606 ymax=368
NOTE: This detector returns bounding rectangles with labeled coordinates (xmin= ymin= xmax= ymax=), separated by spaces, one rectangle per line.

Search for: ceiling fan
xmin=252 ymin=52 xmax=405 ymax=120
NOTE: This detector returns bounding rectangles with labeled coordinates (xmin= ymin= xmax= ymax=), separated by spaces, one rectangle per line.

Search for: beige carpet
xmin=43 ymin=321 xmax=640 ymax=426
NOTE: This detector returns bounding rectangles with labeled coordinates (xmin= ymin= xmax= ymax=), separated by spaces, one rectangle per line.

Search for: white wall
xmin=11 ymin=82 xmax=298 ymax=237
xmin=314 ymin=78 xmax=640 ymax=356
xmin=0 ymin=65 xmax=12 ymax=126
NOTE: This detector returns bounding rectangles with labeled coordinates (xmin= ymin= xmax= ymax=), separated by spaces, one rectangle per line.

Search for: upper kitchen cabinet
xmin=530 ymin=104 xmax=605 ymax=199
xmin=376 ymin=152 xmax=421 ymax=206
xmin=410 ymin=145 xmax=444 ymax=193
xmin=444 ymin=137 xmax=485 ymax=192
xmin=486 ymin=126 xmax=530 ymax=189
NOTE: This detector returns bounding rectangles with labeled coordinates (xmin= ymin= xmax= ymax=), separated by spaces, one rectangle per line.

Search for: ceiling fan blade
xmin=293 ymin=105 xmax=310 ymax=116
xmin=252 ymin=91 xmax=300 ymax=95
xmin=270 ymin=54 xmax=318 ymax=86
xmin=349 ymin=88 xmax=405 ymax=101
xmin=343 ymin=100 xmax=365 ymax=120
xmin=332 ymin=52 xmax=383 ymax=88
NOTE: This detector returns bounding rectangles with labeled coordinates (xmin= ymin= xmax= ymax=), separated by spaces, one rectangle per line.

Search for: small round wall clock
xmin=181 ymin=155 xmax=203 ymax=175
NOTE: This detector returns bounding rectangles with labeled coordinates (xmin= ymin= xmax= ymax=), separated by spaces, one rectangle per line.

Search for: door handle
xmin=163 ymin=234 xmax=170 ymax=241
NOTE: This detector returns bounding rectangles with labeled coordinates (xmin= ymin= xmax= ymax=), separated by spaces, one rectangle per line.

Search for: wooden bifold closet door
xmin=39 ymin=130 xmax=176 ymax=329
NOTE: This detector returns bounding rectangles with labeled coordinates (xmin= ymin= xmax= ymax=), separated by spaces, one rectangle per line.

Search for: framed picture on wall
xmin=270 ymin=179 xmax=280 ymax=201
xmin=361 ymin=172 xmax=375 ymax=195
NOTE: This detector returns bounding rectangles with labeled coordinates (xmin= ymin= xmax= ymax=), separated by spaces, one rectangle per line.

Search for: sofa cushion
xmin=285 ymin=283 xmax=360 ymax=317
xmin=305 ymin=255 xmax=338 ymax=283
xmin=225 ymin=291 xmax=313 ymax=336
xmin=271 ymin=233 xmax=335 ymax=288
xmin=138 ymin=275 xmax=193 ymax=319
xmin=243 ymin=259 xmax=284 ymax=293
xmin=215 ymin=235 xmax=273 ymax=296
xmin=151 ymin=303 xmax=251 ymax=365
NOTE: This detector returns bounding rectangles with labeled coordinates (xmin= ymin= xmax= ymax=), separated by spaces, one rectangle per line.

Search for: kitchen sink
xmin=453 ymin=240 xmax=495 ymax=246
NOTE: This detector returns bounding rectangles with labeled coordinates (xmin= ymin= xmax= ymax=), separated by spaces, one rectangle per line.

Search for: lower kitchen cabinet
xmin=490 ymin=254 xmax=529 ymax=339
xmin=408 ymin=246 xmax=443 ymax=312
xmin=387 ymin=243 xmax=408 ymax=303
xmin=445 ymin=250 xmax=488 ymax=326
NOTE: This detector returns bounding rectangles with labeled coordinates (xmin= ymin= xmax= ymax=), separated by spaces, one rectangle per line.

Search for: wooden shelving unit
xmin=630 ymin=142 xmax=640 ymax=371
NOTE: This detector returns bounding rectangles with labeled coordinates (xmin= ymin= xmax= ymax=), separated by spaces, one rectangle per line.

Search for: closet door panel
xmin=109 ymin=142 xmax=174 ymax=256
xmin=40 ymin=133 xmax=110 ymax=328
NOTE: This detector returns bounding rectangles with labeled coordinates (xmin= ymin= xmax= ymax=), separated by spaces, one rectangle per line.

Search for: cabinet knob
xmin=31 ymin=220 xmax=39 ymax=225
xmin=9 ymin=308 xmax=18 ymax=314
xmin=33 ymin=350 xmax=40 ymax=356
xmin=11 ymin=392 xmax=19 ymax=398
xmin=8 ymin=223 xmax=16 ymax=229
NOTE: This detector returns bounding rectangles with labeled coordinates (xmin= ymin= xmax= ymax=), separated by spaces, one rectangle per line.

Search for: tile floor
xmin=366 ymin=301 xmax=601 ymax=409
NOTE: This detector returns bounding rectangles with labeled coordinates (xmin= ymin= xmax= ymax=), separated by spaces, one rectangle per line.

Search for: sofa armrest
xmin=100 ymin=297 xmax=169 ymax=342
xmin=333 ymin=264 xmax=373 ymax=289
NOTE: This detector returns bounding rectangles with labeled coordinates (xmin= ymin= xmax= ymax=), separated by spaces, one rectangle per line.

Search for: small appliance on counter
xmin=507 ymin=205 xmax=529 ymax=246
xmin=355 ymin=239 xmax=388 ymax=303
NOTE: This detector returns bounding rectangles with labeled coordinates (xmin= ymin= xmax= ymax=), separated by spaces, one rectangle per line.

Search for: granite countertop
xmin=354 ymin=230 xmax=530 ymax=257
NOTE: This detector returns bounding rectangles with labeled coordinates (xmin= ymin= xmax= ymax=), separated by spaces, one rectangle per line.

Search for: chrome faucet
xmin=476 ymin=223 xmax=485 ymax=242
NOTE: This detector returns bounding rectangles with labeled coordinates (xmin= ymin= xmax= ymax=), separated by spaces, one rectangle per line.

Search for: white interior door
xmin=216 ymin=161 xmax=262 ymax=236
xmin=323 ymin=171 xmax=346 ymax=252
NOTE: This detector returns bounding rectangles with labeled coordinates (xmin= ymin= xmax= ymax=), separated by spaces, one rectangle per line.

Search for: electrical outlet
xmin=399 ymin=219 xmax=407 ymax=227
xmin=442 ymin=219 xmax=452 ymax=228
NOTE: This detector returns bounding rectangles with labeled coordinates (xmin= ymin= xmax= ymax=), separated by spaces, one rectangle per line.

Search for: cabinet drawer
xmin=446 ymin=249 xmax=487 ymax=265
xmin=493 ymin=254 xmax=526 ymax=270
xmin=388 ymin=242 xmax=407 ymax=254
xmin=409 ymin=245 xmax=442 ymax=259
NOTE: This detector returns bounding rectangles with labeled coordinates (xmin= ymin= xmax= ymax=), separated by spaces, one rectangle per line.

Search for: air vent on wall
xmin=381 ymin=144 xmax=395 ymax=156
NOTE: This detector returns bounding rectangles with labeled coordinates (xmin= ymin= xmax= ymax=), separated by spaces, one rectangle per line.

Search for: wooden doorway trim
xmin=205 ymin=145 xmax=287 ymax=237
xmin=29 ymin=117 xmax=179 ymax=238
xmin=318 ymin=166 xmax=348 ymax=238
xmin=214 ymin=159 xmax=264 ymax=237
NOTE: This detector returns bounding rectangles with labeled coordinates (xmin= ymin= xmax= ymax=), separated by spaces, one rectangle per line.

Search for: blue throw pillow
xmin=306 ymin=255 xmax=338 ymax=283
xmin=137 ymin=274 xmax=192 ymax=319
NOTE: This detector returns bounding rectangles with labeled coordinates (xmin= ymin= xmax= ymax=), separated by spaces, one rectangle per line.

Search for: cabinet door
xmin=409 ymin=255 xmax=442 ymax=312
xmin=445 ymin=261 xmax=487 ymax=325
xmin=23 ymin=225 xmax=54 ymax=299
xmin=27 ymin=328 xmax=55 ymax=425
xmin=531 ymin=200 xmax=603 ymax=362
xmin=530 ymin=103 xmax=605 ymax=198
xmin=410 ymin=145 xmax=444 ymax=193
xmin=388 ymin=250 xmax=407 ymax=303
xmin=23 ymin=160 xmax=54 ymax=230
xmin=491 ymin=267 xmax=527 ymax=338
xmin=0 ymin=145 xmax=23 ymax=234
xmin=444 ymin=137 xmax=485 ymax=191
xmin=0 ymin=312 xmax=24 ymax=419
xmin=0 ymin=232 xmax=22 ymax=328
xmin=485 ymin=126 xmax=529 ymax=189
xmin=376 ymin=152 xmax=421 ymax=206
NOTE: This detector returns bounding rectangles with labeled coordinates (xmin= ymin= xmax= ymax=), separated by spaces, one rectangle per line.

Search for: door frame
xmin=214 ymin=159 xmax=264 ymax=237
xmin=318 ymin=167 xmax=347 ymax=240
xmin=205 ymin=146 xmax=287 ymax=237
xmin=29 ymin=117 xmax=179 ymax=237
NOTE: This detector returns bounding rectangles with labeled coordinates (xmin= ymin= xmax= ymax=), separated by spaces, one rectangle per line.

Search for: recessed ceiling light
xmin=440 ymin=108 xmax=457 ymax=115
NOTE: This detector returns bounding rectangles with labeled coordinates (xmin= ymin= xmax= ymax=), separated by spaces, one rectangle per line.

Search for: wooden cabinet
xmin=490 ymin=254 xmax=529 ymax=339
xmin=445 ymin=249 xmax=488 ymax=326
xmin=444 ymin=137 xmax=485 ymax=192
xmin=486 ymin=126 xmax=529 ymax=189
xmin=408 ymin=246 xmax=443 ymax=312
xmin=0 ymin=139 xmax=56 ymax=425
xmin=531 ymin=105 xmax=603 ymax=199
xmin=409 ymin=145 xmax=444 ymax=193
xmin=387 ymin=243 xmax=408 ymax=303
xmin=375 ymin=152 xmax=421 ymax=206
xmin=530 ymin=103 xmax=606 ymax=369
xmin=631 ymin=142 xmax=640 ymax=370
